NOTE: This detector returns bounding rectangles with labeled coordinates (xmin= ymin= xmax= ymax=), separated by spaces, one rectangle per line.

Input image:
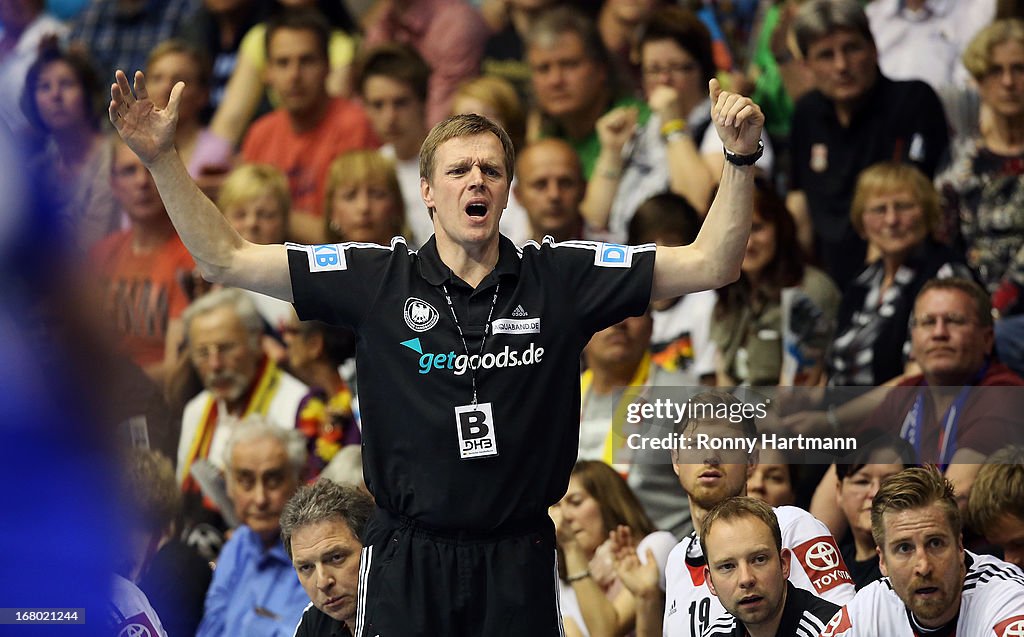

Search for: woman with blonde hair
xmin=451 ymin=75 xmax=526 ymax=153
xmin=214 ymin=163 xmax=295 ymax=334
xmin=323 ymin=149 xmax=407 ymax=245
xmin=144 ymin=40 xmax=212 ymax=179
xmin=829 ymin=161 xmax=972 ymax=386
xmin=937 ymin=18 xmax=1024 ymax=375
xmin=550 ymin=460 xmax=676 ymax=637
xmin=217 ymin=163 xmax=291 ymax=245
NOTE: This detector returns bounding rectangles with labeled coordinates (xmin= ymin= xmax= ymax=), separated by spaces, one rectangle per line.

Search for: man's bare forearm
xmin=692 ymin=162 xmax=754 ymax=283
xmin=147 ymin=150 xmax=246 ymax=283
xmin=650 ymin=162 xmax=754 ymax=299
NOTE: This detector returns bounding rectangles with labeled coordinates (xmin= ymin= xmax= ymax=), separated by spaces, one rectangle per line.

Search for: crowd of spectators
xmin=5 ymin=0 xmax=1024 ymax=634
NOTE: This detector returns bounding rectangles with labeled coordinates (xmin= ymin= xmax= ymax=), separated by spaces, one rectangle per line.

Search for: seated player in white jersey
xmin=701 ymin=496 xmax=841 ymax=637
xmin=820 ymin=466 xmax=1024 ymax=637
xmin=614 ymin=390 xmax=855 ymax=637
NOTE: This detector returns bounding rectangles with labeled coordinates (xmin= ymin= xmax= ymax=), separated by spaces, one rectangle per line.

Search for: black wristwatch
xmin=723 ymin=139 xmax=764 ymax=166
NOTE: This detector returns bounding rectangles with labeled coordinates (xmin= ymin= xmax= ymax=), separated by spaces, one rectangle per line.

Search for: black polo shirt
xmin=789 ymin=74 xmax=949 ymax=287
xmin=292 ymin=602 xmax=352 ymax=637
xmin=702 ymin=582 xmax=840 ymax=637
xmin=288 ymin=235 xmax=655 ymax=531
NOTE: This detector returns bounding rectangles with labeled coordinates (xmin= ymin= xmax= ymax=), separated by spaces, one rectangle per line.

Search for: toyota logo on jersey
xmin=793 ymin=536 xmax=852 ymax=593
xmin=805 ymin=541 xmax=841 ymax=571
xmin=995 ymin=615 xmax=1024 ymax=637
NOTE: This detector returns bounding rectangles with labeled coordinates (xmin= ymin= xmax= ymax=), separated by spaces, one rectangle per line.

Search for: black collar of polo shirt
xmin=774 ymin=581 xmax=806 ymax=637
xmin=416 ymin=234 xmax=521 ymax=289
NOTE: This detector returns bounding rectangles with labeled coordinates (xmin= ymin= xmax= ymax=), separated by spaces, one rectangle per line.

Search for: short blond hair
xmin=967 ymin=446 xmax=1024 ymax=537
xmin=122 ymin=449 xmax=180 ymax=534
xmin=419 ymin=113 xmax=515 ymax=185
xmin=871 ymin=467 xmax=961 ymax=549
xmin=963 ymin=19 xmax=1024 ymax=81
xmin=453 ymin=75 xmax=526 ymax=152
xmin=849 ymin=162 xmax=940 ymax=238
xmin=145 ymin=39 xmax=211 ymax=87
xmin=216 ymin=163 xmax=291 ymax=221
xmin=700 ymin=496 xmax=782 ymax=559
xmin=323 ymin=149 xmax=406 ymax=241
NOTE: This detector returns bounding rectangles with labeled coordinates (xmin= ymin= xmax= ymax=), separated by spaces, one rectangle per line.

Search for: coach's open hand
xmin=109 ymin=69 xmax=183 ymax=165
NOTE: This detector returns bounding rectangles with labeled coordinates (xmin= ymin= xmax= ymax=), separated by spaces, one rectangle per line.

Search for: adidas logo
xmin=512 ymin=305 xmax=528 ymax=317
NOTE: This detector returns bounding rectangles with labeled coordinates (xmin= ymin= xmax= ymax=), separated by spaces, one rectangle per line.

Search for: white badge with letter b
xmin=455 ymin=403 xmax=498 ymax=459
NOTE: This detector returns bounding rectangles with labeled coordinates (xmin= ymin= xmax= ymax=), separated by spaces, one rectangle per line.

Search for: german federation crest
xmin=404 ymin=297 xmax=439 ymax=332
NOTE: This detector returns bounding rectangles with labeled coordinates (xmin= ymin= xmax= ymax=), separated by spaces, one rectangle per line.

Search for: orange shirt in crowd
xmin=90 ymin=230 xmax=195 ymax=368
xmin=240 ymin=97 xmax=379 ymax=216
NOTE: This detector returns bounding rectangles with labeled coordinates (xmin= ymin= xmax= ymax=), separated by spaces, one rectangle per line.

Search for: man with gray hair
xmin=196 ymin=416 xmax=310 ymax=637
xmin=786 ymin=0 xmax=948 ymax=288
xmin=525 ymin=6 xmax=640 ymax=180
xmin=281 ymin=479 xmax=374 ymax=637
xmin=177 ymin=288 xmax=323 ymax=494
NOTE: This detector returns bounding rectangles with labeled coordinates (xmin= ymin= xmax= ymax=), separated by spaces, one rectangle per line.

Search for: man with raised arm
xmin=108 ymin=67 xmax=763 ymax=635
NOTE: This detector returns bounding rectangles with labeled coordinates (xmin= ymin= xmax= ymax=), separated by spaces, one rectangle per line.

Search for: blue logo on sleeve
xmin=308 ymin=244 xmax=347 ymax=272
xmin=595 ymin=242 xmax=633 ymax=268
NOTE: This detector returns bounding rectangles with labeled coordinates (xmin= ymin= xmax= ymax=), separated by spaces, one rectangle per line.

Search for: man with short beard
xmin=820 ymin=467 xmax=1024 ymax=637
xmin=176 ymin=288 xmax=323 ymax=499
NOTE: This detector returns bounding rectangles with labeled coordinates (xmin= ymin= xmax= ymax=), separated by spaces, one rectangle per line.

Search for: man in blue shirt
xmin=196 ymin=417 xmax=309 ymax=637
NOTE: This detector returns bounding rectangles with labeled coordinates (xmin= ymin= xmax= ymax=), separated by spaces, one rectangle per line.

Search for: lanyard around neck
xmin=440 ymin=282 xmax=500 ymax=405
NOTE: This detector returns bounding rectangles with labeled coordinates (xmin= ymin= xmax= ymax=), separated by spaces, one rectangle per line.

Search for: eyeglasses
xmin=190 ymin=340 xmax=244 ymax=362
xmin=642 ymin=62 xmax=700 ymax=78
xmin=909 ymin=313 xmax=974 ymax=329
xmin=863 ymin=200 xmax=919 ymax=217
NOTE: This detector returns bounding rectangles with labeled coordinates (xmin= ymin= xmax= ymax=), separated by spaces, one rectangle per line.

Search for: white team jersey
xmin=819 ymin=552 xmax=1024 ymax=637
xmin=663 ymin=506 xmax=855 ymax=637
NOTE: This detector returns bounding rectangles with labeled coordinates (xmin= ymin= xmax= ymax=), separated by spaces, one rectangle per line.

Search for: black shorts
xmin=354 ymin=508 xmax=565 ymax=636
